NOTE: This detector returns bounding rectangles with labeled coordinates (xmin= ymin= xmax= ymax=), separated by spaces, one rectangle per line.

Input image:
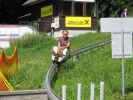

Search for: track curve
xmin=45 ymin=39 xmax=111 ymax=100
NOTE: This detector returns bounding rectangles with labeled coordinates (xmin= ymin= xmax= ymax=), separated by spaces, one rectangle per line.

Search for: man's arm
xmin=58 ymin=38 xmax=61 ymax=47
xmin=66 ymin=42 xmax=70 ymax=48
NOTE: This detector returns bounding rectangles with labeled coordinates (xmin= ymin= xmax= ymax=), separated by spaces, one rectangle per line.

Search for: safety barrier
xmin=45 ymin=39 xmax=111 ymax=100
xmin=61 ymin=81 xmax=104 ymax=100
xmin=0 ymin=89 xmax=48 ymax=100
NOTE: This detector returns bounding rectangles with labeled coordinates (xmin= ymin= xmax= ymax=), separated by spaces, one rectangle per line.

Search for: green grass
xmin=70 ymin=33 xmax=110 ymax=50
xmin=7 ymin=32 xmax=110 ymax=90
xmin=8 ymin=33 xmax=56 ymax=90
xmin=52 ymin=33 xmax=133 ymax=100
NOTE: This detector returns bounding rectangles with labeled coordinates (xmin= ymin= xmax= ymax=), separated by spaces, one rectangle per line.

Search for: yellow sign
xmin=41 ymin=5 xmax=53 ymax=17
xmin=65 ymin=17 xmax=91 ymax=28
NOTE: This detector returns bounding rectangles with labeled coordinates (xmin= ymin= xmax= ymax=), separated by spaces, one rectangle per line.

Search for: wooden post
xmin=100 ymin=81 xmax=104 ymax=100
xmin=77 ymin=83 xmax=82 ymax=100
xmin=62 ymin=85 xmax=67 ymax=100
xmin=71 ymin=1 xmax=75 ymax=16
xmin=90 ymin=82 xmax=95 ymax=100
xmin=83 ymin=2 xmax=86 ymax=16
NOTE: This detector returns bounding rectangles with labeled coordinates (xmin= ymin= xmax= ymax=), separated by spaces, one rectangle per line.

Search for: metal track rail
xmin=45 ymin=39 xmax=111 ymax=100
xmin=70 ymin=40 xmax=111 ymax=57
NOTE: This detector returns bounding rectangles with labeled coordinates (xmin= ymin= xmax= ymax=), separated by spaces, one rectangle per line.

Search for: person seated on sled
xmin=52 ymin=30 xmax=70 ymax=62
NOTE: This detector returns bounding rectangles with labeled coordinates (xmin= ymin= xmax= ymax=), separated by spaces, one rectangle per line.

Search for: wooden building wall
xmin=19 ymin=1 xmax=96 ymax=32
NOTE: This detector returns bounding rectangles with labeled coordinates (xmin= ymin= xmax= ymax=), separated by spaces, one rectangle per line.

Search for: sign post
xmin=121 ymin=31 xmax=125 ymax=96
xmin=100 ymin=18 xmax=133 ymax=96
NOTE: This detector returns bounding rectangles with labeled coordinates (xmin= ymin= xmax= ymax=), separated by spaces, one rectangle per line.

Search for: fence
xmin=61 ymin=81 xmax=104 ymax=100
xmin=0 ymin=89 xmax=48 ymax=100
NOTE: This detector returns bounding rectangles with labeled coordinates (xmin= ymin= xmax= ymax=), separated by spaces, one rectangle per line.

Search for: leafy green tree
xmin=97 ymin=0 xmax=133 ymax=17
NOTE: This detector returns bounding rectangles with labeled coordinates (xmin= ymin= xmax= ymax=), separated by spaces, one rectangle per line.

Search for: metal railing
xmin=45 ymin=39 xmax=111 ymax=100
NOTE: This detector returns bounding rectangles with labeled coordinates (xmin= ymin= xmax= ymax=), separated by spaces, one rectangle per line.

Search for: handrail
xmin=45 ymin=39 xmax=111 ymax=100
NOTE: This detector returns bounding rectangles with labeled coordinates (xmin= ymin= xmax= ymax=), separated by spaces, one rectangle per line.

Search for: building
xmin=19 ymin=0 xmax=96 ymax=33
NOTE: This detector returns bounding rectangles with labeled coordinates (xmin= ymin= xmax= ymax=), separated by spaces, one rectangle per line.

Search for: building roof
xmin=22 ymin=0 xmax=46 ymax=6
xmin=64 ymin=0 xmax=95 ymax=2
xmin=22 ymin=0 xmax=95 ymax=6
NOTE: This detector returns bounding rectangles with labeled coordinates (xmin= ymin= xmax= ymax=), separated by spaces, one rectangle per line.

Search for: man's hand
xmin=59 ymin=46 xmax=66 ymax=50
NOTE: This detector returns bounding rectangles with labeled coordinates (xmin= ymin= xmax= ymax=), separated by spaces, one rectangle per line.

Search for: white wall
xmin=0 ymin=25 xmax=36 ymax=48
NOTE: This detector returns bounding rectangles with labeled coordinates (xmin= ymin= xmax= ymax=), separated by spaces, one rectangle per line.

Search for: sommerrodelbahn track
xmin=45 ymin=39 xmax=111 ymax=100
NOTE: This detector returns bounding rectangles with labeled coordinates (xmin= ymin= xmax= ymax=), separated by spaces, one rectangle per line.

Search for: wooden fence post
xmin=90 ymin=82 xmax=95 ymax=100
xmin=77 ymin=83 xmax=82 ymax=100
xmin=62 ymin=85 xmax=67 ymax=100
xmin=100 ymin=81 xmax=104 ymax=100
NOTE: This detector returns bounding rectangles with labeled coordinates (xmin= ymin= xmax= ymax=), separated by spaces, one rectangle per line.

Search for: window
xmin=62 ymin=2 xmax=71 ymax=16
xmin=86 ymin=3 xmax=93 ymax=16
xmin=75 ymin=2 xmax=83 ymax=16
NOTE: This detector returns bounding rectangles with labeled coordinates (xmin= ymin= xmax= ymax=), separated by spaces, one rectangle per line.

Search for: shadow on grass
xmin=52 ymin=61 xmax=76 ymax=87
xmin=126 ymin=87 xmax=133 ymax=94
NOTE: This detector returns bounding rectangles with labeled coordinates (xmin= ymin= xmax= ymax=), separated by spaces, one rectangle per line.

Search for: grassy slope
xmin=8 ymin=34 xmax=56 ymax=90
xmin=5 ymin=6 xmax=133 ymax=91
xmin=70 ymin=33 xmax=110 ymax=50
xmin=6 ymin=32 xmax=109 ymax=90
xmin=53 ymin=33 xmax=133 ymax=100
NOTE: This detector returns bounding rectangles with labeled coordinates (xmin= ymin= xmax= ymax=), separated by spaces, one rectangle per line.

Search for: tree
xmin=97 ymin=0 xmax=132 ymax=18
